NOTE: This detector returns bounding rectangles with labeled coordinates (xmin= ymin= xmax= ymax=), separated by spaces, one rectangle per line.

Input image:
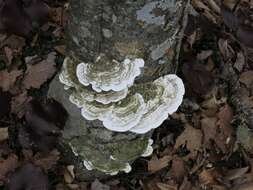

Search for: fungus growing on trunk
xmin=48 ymin=0 xmax=189 ymax=178
xmin=76 ymin=54 xmax=144 ymax=92
xmin=59 ymin=57 xmax=185 ymax=134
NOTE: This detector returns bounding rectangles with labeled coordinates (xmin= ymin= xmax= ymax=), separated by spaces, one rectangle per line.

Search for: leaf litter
xmin=0 ymin=0 xmax=253 ymax=189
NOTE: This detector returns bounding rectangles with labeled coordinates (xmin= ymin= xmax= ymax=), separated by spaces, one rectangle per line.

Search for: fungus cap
xmin=130 ymin=74 xmax=185 ymax=134
xmin=76 ymin=55 xmax=144 ymax=92
xmin=72 ymin=93 xmax=147 ymax=132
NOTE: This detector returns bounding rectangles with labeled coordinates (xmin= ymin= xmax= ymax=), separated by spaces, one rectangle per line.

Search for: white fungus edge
xmin=76 ymin=58 xmax=144 ymax=92
xmin=130 ymin=74 xmax=185 ymax=134
xmin=141 ymin=139 xmax=154 ymax=157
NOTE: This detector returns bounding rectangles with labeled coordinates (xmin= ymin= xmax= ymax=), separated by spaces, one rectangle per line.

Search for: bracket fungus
xmin=76 ymin=55 xmax=144 ymax=92
xmin=59 ymin=57 xmax=128 ymax=104
xmin=59 ymin=56 xmax=185 ymax=134
xmin=70 ymin=137 xmax=154 ymax=175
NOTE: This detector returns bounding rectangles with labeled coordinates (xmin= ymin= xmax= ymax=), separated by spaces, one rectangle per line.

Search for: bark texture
xmin=48 ymin=0 xmax=189 ymax=180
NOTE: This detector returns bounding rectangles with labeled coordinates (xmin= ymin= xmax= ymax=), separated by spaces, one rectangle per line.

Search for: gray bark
xmin=48 ymin=0 xmax=189 ymax=180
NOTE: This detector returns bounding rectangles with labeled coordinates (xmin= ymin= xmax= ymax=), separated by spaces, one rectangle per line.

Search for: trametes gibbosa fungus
xmin=59 ymin=54 xmax=185 ymax=174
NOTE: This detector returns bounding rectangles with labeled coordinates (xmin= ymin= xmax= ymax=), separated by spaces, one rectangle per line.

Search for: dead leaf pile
xmin=0 ymin=0 xmax=49 ymax=37
xmin=19 ymin=98 xmax=67 ymax=152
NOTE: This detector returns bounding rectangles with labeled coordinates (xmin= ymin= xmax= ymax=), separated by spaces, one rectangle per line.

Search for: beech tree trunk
xmin=48 ymin=0 xmax=189 ymax=180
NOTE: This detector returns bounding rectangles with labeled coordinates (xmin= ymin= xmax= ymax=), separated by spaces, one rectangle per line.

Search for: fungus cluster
xmin=59 ymin=54 xmax=185 ymax=174
xmin=59 ymin=55 xmax=184 ymax=134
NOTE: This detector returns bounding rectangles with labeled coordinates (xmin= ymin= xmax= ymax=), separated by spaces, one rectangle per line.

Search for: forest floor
xmin=0 ymin=0 xmax=253 ymax=189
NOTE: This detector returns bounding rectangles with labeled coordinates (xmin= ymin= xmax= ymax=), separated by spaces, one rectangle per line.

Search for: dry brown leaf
xmin=218 ymin=39 xmax=235 ymax=60
xmin=197 ymin=50 xmax=213 ymax=60
xmin=148 ymin=155 xmax=172 ymax=173
xmin=175 ymin=125 xmax=203 ymax=157
xmin=234 ymin=52 xmax=245 ymax=72
xmin=239 ymin=71 xmax=253 ymax=89
xmin=224 ymin=167 xmax=249 ymax=181
xmin=199 ymin=169 xmax=218 ymax=185
xmin=170 ymin=158 xmax=186 ymax=182
xmin=33 ymin=149 xmax=60 ymax=171
xmin=223 ymin=0 xmax=237 ymax=9
xmin=91 ymin=179 xmax=110 ymax=190
xmin=64 ymin=165 xmax=75 ymax=184
xmin=54 ymin=45 xmax=66 ymax=55
xmin=11 ymin=91 xmax=32 ymax=118
xmin=232 ymin=182 xmax=253 ymax=190
xmin=0 ymin=69 xmax=22 ymax=91
xmin=215 ymin=104 xmax=234 ymax=153
xmin=157 ymin=182 xmax=177 ymax=190
xmin=64 ymin=170 xmax=73 ymax=184
xmin=201 ymin=96 xmax=219 ymax=117
xmin=4 ymin=46 xmax=13 ymax=66
xmin=1 ymin=35 xmax=26 ymax=52
xmin=187 ymin=31 xmax=197 ymax=47
xmin=142 ymin=176 xmax=161 ymax=190
xmin=0 ymin=154 xmax=19 ymax=182
xmin=22 ymin=52 xmax=56 ymax=89
xmin=179 ymin=177 xmax=192 ymax=190
xmin=0 ymin=128 xmax=9 ymax=142
xmin=201 ymin=117 xmax=217 ymax=144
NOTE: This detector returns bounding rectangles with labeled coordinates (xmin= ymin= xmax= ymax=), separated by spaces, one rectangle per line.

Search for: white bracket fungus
xmin=70 ymin=93 xmax=147 ymax=132
xmin=59 ymin=57 xmax=128 ymax=104
xmin=76 ymin=55 xmax=144 ymax=92
xmin=59 ymin=56 xmax=185 ymax=134
xmin=130 ymin=74 xmax=185 ymax=134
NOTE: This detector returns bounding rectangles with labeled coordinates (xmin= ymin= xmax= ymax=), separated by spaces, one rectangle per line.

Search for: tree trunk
xmin=48 ymin=0 xmax=189 ymax=181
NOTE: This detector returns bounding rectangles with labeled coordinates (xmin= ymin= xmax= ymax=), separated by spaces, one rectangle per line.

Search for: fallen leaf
xmin=170 ymin=158 xmax=186 ymax=182
xmin=182 ymin=63 xmax=214 ymax=96
xmin=4 ymin=46 xmax=13 ymax=65
xmin=23 ymin=0 xmax=49 ymax=23
xmin=21 ymin=98 xmax=67 ymax=152
xmin=201 ymin=96 xmax=219 ymax=117
xmin=54 ymin=45 xmax=66 ymax=55
xmin=218 ymin=39 xmax=234 ymax=60
xmin=221 ymin=5 xmax=239 ymax=31
xmin=223 ymin=0 xmax=237 ymax=9
xmin=0 ymin=128 xmax=9 ymax=142
xmin=7 ymin=163 xmax=49 ymax=190
xmin=0 ymin=0 xmax=32 ymax=36
xmin=33 ymin=149 xmax=60 ymax=171
xmin=148 ymin=155 xmax=172 ymax=173
xmin=224 ymin=167 xmax=249 ymax=180
xmin=91 ymin=179 xmax=110 ymax=190
xmin=239 ymin=71 xmax=253 ymax=89
xmin=157 ymin=182 xmax=177 ymax=190
xmin=175 ymin=125 xmax=203 ymax=158
xmin=22 ymin=52 xmax=56 ymax=89
xmin=201 ymin=117 xmax=217 ymax=144
xmin=0 ymin=154 xmax=19 ymax=182
xmin=197 ymin=50 xmax=213 ymax=60
xmin=64 ymin=165 xmax=74 ymax=184
xmin=1 ymin=35 xmax=26 ymax=51
xmin=11 ymin=91 xmax=32 ymax=118
xmin=232 ymin=182 xmax=253 ymax=190
xmin=215 ymin=104 xmax=234 ymax=153
xmin=0 ymin=69 xmax=22 ymax=91
xmin=199 ymin=169 xmax=218 ymax=185
xmin=234 ymin=52 xmax=245 ymax=72
xmin=179 ymin=177 xmax=192 ymax=190
xmin=237 ymin=26 xmax=253 ymax=48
